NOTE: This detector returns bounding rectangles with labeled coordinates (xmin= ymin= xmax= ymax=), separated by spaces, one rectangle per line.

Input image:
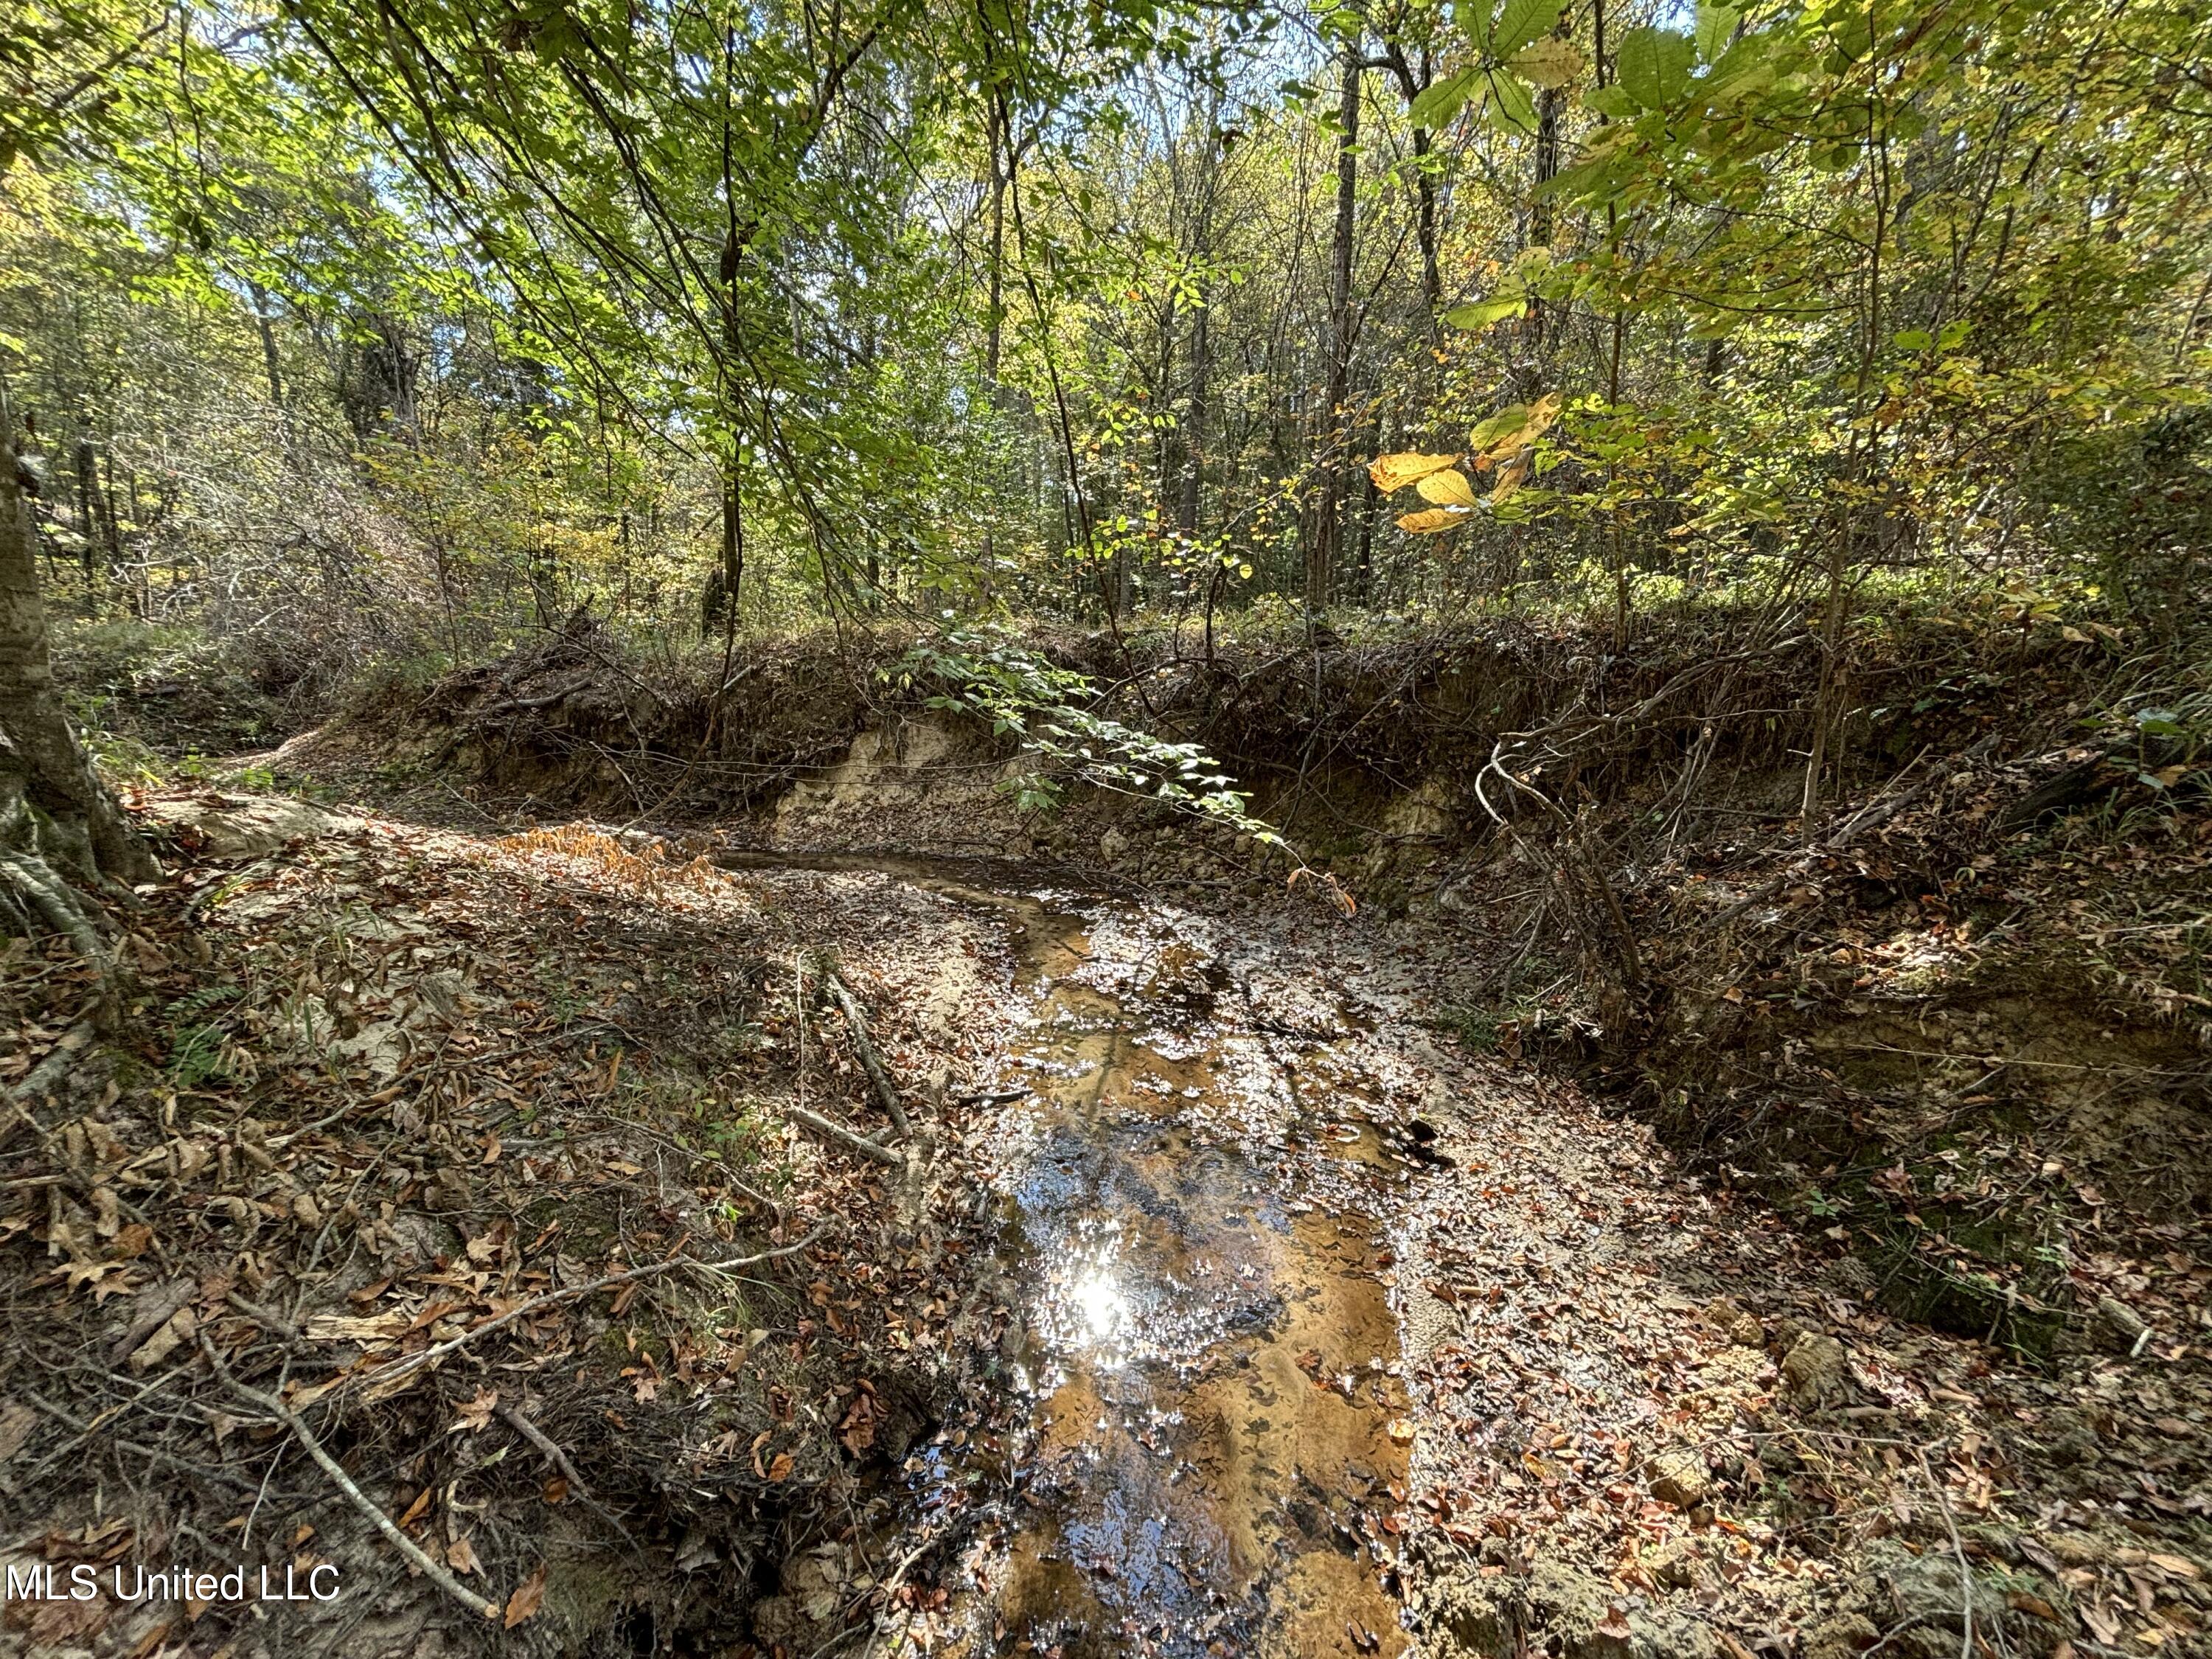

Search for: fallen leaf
xmin=453 ymin=1387 xmax=499 ymax=1433
xmin=0 ymin=1401 xmax=38 ymax=1462
xmin=504 ymin=1564 xmax=546 ymax=1628
xmin=446 ymin=1536 xmax=481 ymax=1575
xmin=127 ymin=1307 xmax=196 ymax=1372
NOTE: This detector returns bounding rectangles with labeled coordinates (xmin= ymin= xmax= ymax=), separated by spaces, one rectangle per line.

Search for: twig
xmin=197 ymin=1335 xmax=503 ymax=1622
xmin=346 ymin=1231 xmax=823 ymax=1395
xmin=497 ymin=1402 xmax=642 ymax=1549
xmin=783 ymin=1103 xmax=905 ymax=1166
xmin=226 ymin=1292 xmax=305 ymax=1344
xmin=1914 ymin=1448 xmax=1975 ymax=1659
xmin=824 ymin=971 xmax=911 ymax=1138
xmin=495 ymin=1402 xmax=596 ymax=1497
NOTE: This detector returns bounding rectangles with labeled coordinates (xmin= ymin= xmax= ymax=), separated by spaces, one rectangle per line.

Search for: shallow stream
xmin=902 ymin=875 xmax=1421 ymax=1659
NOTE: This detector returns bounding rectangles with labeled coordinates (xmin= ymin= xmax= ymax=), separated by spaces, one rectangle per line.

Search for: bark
xmin=0 ymin=388 xmax=156 ymax=938
xmin=1310 ymin=38 xmax=1362 ymax=614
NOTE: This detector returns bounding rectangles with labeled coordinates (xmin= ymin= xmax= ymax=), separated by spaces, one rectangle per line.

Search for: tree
xmin=1 ymin=383 xmax=156 ymax=948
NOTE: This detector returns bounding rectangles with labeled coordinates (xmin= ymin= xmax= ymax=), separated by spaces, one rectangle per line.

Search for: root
xmin=0 ymin=846 xmax=104 ymax=957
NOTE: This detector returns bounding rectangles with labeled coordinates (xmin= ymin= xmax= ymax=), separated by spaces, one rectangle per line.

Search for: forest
xmin=2 ymin=0 xmax=2209 ymax=1655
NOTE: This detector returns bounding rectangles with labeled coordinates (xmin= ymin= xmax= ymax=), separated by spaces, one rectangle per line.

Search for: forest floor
xmin=4 ymin=619 xmax=2210 ymax=1659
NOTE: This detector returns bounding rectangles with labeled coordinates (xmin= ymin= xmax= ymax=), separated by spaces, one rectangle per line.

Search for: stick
xmin=497 ymin=1402 xmax=641 ymax=1550
xmin=1915 ymin=1448 xmax=1976 ymax=1659
xmin=346 ymin=1231 xmax=822 ymax=1395
xmin=198 ymin=1335 xmax=503 ymax=1622
xmin=784 ymin=1103 xmax=905 ymax=1166
xmin=496 ymin=1402 xmax=596 ymax=1498
xmin=825 ymin=972 xmax=910 ymax=1138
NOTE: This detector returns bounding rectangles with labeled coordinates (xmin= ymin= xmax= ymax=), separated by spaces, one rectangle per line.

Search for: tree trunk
xmin=1309 ymin=38 xmax=1361 ymax=615
xmin=1 ymin=387 xmax=156 ymax=943
xmin=1178 ymin=297 xmax=1209 ymax=537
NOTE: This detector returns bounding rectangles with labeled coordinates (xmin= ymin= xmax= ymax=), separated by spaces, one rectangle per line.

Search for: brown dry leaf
xmin=0 ymin=1400 xmax=38 ymax=1463
xmin=543 ymin=1475 xmax=569 ymax=1505
xmin=839 ymin=1392 xmax=878 ymax=1456
xmin=127 ymin=1307 xmax=196 ymax=1373
xmin=1488 ymin=450 xmax=1533 ymax=504
xmin=396 ymin=1488 xmax=433 ymax=1529
xmin=768 ymin=1451 xmax=794 ymax=1482
xmin=504 ymin=1565 xmax=547 ymax=1629
xmin=65 ymin=1259 xmax=131 ymax=1301
xmin=446 ymin=1536 xmax=481 ymax=1575
xmin=481 ymin=1133 xmax=502 ymax=1165
xmin=453 ymin=1387 xmax=499 ymax=1433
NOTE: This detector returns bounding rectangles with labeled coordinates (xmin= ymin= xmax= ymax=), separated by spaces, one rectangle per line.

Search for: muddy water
xmin=915 ymin=881 xmax=1417 ymax=1659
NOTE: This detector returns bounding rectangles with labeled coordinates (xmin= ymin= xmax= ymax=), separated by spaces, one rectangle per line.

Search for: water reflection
xmin=914 ymin=891 xmax=1413 ymax=1659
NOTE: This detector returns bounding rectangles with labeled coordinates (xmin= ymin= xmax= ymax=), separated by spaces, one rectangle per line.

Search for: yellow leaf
xmin=1415 ymin=467 xmax=1477 ymax=507
xmin=1397 ymin=507 xmax=1471 ymax=534
xmin=1512 ymin=37 xmax=1585 ymax=88
xmin=1489 ymin=451 xmax=1534 ymax=504
xmin=1368 ymin=451 xmax=1463 ymax=493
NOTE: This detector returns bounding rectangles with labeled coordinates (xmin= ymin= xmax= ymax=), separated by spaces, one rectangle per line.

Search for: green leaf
xmin=1468 ymin=403 xmax=1534 ymax=452
xmin=1615 ymin=26 xmax=1697 ymax=108
xmin=1409 ymin=67 xmax=1481 ymax=128
xmin=1490 ymin=0 xmax=1558 ymax=59
xmin=1445 ymin=293 xmax=1527 ymax=330
xmin=1693 ymin=4 xmax=1739 ymax=63
xmin=1485 ymin=69 xmax=1538 ymax=134
xmin=1584 ymin=84 xmax=1638 ymax=119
